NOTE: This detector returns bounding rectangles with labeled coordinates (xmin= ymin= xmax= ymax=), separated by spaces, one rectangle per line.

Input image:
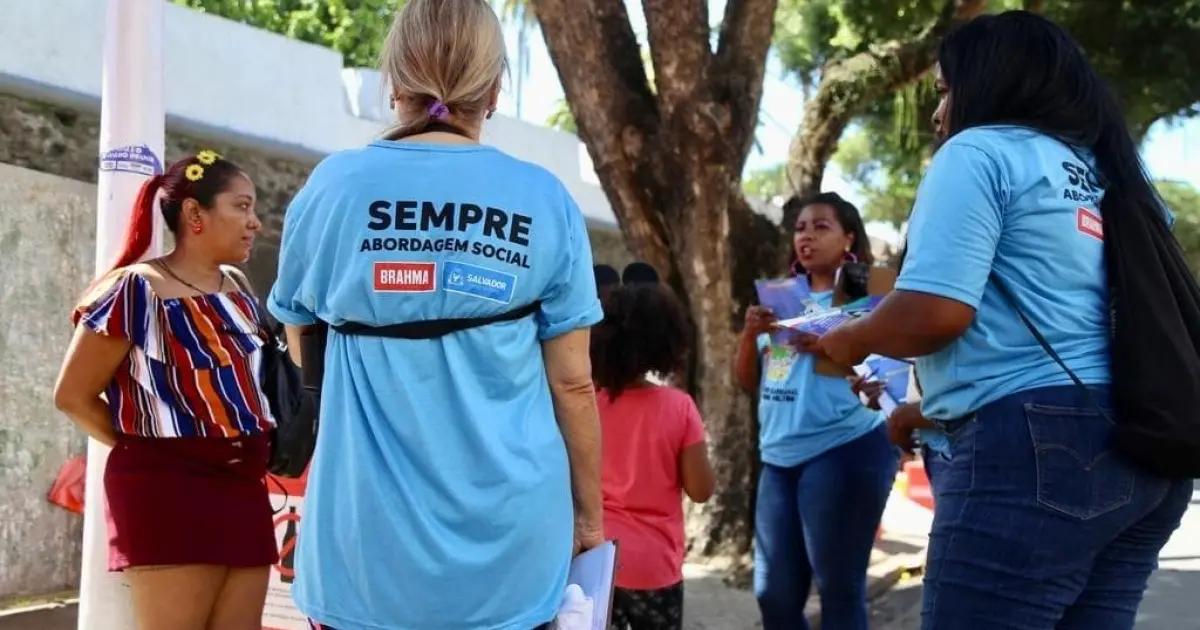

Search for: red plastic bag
xmin=49 ymin=455 xmax=86 ymax=514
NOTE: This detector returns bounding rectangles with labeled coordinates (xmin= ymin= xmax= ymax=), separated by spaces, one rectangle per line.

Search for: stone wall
xmin=0 ymin=92 xmax=635 ymax=289
xmin=0 ymin=91 xmax=632 ymax=599
xmin=0 ymin=163 xmax=94 ymax=600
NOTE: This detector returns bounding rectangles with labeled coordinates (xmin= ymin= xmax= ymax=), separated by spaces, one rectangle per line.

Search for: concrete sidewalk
xmin=0 ymin=542 xmax=926 ymax=630
xmin=1 ymin=490 xmax=931 ymax=630
xmin=683 ymin=535 xmax=927 ymax=630
xmin=0 ymin=599 xmax=75 ymax=630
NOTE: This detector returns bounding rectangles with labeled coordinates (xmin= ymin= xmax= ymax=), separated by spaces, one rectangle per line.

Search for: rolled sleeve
xmin=536 ymin=193 xmax=603 ymax=340
xmin=266 ymin=184 xmax=320 ymax=326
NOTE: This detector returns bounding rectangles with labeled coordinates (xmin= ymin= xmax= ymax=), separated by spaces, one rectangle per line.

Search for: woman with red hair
xmin=54 ymin=151 xmax=277 ymax=630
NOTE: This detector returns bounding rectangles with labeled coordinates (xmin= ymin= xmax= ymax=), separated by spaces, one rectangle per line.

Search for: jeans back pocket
xmin=1024 ymin=403 xmax=1136 ymax=520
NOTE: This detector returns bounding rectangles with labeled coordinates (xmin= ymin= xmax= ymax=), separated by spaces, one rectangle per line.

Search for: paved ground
xmin=0 ymin=484 xmax=935 ymax=630
xmin=869 ymin=481 xmax=1200 ymax=630
xmin=0 ymin=604 xmax=75 ymax=630
xmin=683 ymin=535 xmax=926 ymax=630
xmin=0 ymin=553 xmax=920 ymax=630
xmin=0 ymin=533 xmax=927 ymax=630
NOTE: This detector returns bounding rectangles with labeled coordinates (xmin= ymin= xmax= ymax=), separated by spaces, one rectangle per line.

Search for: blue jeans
xmin=754 ymin=424 xmax=899 ymax=630
xmin=923 ymin=385 xmax=1192 ymax=629
xmin=921 ymin=444 xmax=951 ymax=503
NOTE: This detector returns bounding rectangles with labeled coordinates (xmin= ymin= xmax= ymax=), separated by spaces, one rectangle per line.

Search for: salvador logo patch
xmin=443 ymin=261 xmax=517 ymax=304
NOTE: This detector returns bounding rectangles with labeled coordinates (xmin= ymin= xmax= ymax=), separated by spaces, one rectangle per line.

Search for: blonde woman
xmin=268 ymin=1 xmax=604 ymax=629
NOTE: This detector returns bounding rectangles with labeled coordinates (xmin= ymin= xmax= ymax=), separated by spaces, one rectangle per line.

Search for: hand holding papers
xmin=754 ymin=276 xmax=816 ymax=345
xmin=775 ymin=309 xmax=856 ymax=336
xmin=754 ymin=267 xmax=895 ymax=375
xmin=754 ymin=275 xmax=814 ymax=321
xmin=554 ymin=585 xmax=594 ymax=630
xmin=852 ymin=355 xmax=913 ymax=416
xmin=556 ymin=541 xmax=617 ymax=630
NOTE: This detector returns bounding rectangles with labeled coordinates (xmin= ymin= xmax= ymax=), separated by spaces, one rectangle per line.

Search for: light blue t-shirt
xmin=898 ymin=126 xmax=1112 ymax=421
xmin=268 ymin=140 xmax=603 ymax=630
xmin=756 ymin=291 xmax=885 ymax=467
xmin=916 ymin=428 xmax=951 ymax=457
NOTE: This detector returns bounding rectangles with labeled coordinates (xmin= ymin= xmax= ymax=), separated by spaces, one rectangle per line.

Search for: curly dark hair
xmin=591 ymin=283 xmax=693 ymax=401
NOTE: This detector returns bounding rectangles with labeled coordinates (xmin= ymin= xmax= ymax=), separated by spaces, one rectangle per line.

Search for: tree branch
xmin=714 ymin=0 xmax=781 ymax=170
xmin=530 ymin=0 xmax=673 ymax=274
xmin=784 ymin=0 xmax=986 ymax=223
xmin=1023 ymin=0 xmax=1045 ymax=13
xmin=642 ymin=0 xmax=712 ymax=120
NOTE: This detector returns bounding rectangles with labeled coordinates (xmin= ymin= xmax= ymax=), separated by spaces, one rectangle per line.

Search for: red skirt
xmin=104 ymin=433 xmax=279 ymax=571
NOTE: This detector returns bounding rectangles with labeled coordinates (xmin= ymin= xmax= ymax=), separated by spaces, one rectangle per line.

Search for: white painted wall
xmin=0 ymin=0 xmax=618 ymax=226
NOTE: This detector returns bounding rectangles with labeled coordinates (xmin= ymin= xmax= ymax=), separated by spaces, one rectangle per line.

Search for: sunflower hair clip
xmin=185 ymin=150 xmax=223 ymax=182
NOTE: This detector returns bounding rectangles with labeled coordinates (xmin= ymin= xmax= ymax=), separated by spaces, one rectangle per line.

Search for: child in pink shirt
xmin=592 ymin=282 xmax=716 ymax=630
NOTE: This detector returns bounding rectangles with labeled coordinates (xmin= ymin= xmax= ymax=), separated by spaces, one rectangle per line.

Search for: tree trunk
xmin=530 ymin=0 xmax=779 ymax=568
xmin=784 ymin=0 xmax=987 ymax=224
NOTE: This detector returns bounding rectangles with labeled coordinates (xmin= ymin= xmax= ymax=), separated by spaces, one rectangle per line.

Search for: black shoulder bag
xmin=992 ymin=203 xmax=1200 ymax=480
xmin=226 ymin=270 xmax=319 ymax=479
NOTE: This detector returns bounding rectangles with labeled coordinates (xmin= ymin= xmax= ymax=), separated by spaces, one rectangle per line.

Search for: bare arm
xmin=734 ymin=330 xmax=762 ymax=393
xmin=284 ymin=324 xmax=306 ymax=366
xmin=541 ymin=328 xmax=603 ymax=543
xmin=851 ymin=290 xmax=975 ymax=360
xmin=54 ymin=326 xmax=129 ymax=447
xmin=680 ymin=441 xmax=715 ymax=503
xmin=735 ymin=306 xmax=774 ymax=393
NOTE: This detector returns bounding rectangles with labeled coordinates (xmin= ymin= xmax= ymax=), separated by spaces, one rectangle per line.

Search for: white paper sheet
xmin=564 ymin=541 xmax=618 ymax=630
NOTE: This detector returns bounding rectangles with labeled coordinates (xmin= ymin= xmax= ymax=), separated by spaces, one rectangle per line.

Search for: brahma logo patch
xmin=374 ymin=262 xmax=436 ymax=292
xmin=1076 ymin=207 xmax=1103 ymax=241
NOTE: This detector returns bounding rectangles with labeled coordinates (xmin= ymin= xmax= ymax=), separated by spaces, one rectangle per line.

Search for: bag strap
xmin=222 ymin=267 xmax=281 ymax=345
xmin=331 ymin=301 xmax=541 ymax=339
xmin=990 ymin=272 xmax=1112 ymax=419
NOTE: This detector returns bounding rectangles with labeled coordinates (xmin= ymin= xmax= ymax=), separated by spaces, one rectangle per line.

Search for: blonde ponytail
xmin=380 ymin=0 xmax=508 ymax=139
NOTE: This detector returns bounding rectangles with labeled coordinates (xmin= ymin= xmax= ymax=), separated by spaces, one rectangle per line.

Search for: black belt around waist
xmin=297 ymin=301 xmax=541 ymax=392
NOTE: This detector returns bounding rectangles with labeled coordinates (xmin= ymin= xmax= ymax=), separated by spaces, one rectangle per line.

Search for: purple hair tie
xmin=428 ymin=100 xmax=450 ymax=121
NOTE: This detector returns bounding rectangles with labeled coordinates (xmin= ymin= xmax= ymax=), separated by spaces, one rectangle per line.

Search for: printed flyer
xmin=775 ymin=310 xmax=854 ymax=335
xmin=773 ymin=294 xmax=885 ymax=336
xmin=755 ymin=276 xmax=817 ymax=344
xmin=853 ymin=355 xmax=912 ymax=415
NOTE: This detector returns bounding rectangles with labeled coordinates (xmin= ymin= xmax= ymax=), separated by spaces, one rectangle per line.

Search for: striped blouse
xmin=74 ymin=270 xmax=276 ymax=438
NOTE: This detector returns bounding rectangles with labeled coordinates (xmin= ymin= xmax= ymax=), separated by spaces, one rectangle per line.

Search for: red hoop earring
xmin=191 ymin=223 xmax=203 ymax=234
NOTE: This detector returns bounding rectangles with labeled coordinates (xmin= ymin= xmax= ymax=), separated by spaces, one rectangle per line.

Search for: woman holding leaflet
xmin=735 ymin=192 xmax=898 ymax=630
xmin=812 ymin=11 xmax=1192 ymax=628
xmin=268 ymin=1 xmax=604 ymax=628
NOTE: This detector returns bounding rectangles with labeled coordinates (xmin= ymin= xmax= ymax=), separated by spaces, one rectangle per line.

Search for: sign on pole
xmin=79 ymin=1 xmax=166 ymax=628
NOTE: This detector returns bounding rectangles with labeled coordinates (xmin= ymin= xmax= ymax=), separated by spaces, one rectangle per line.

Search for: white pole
xmin=79 ymin=1 xmax=165 ymax=628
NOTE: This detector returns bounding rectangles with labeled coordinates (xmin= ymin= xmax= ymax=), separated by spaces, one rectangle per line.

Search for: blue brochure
xmin=856 ymin=355 xmax=912 ymax=413
xmin=755 ymin=275 xmax=818 ymax=345
xmin=754 ymin=275 xmax=814 ymax=321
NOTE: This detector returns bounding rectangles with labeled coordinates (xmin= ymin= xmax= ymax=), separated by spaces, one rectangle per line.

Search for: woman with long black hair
xmin=811 ymin=10 xmax=1192 ymax=628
